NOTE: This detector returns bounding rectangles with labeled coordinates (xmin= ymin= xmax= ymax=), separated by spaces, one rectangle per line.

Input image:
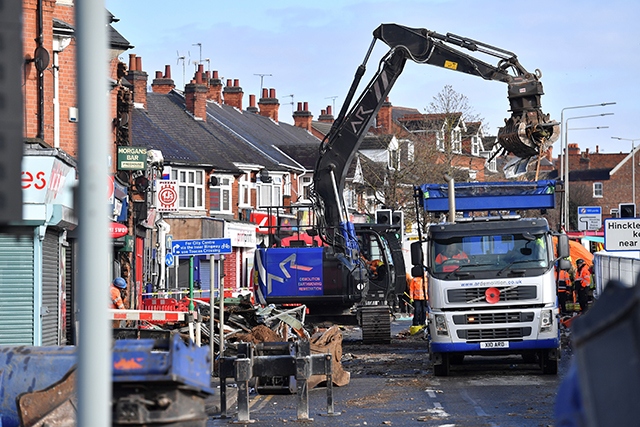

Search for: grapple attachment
xmin=497 ymin=73 xmax=560 ymax=160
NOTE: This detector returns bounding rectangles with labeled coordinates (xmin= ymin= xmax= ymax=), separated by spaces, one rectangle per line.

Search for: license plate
xmin=480 ymin=341 xmax=509 ymax=349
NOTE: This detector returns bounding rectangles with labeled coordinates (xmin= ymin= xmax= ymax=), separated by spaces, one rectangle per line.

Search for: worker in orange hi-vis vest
xmin=110 ymin=277 xmax=126 ymax=328
xmin=574 ymin=259 xmax=591 ymax=313
xmin=409 ymin=273 xmax=428 ymax=327
xmin=555 ymin=267 xmax=571 ymax=315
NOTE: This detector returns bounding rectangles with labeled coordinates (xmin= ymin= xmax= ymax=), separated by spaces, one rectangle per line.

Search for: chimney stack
xmin=247 ymin=94 xmax=259 ymax=114
xmin=125 ymin=54 xmax=148 ymax=108
xmin=223 ymin=79 xmax=243 ymax=110
xmin=258 ymin=88 xmax=280 ymax=122
xmin=185 ymin=66 xmax=208 ymax=121
xmin=207 ymin=70 xmax=223 ymax=103
xmin=293 ymin=102 xmax=312 ymax=131
xmin=318 ymin=105 xmax=334 ymax=123
xmin=151 ymin=65 xmax=175 ymax=94
xmin=376 ymin=97 xmax=392 ymax=133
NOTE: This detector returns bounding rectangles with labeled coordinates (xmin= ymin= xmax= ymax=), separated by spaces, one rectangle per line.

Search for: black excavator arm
xmin=313 ymin=23 xmax=558 ymax=244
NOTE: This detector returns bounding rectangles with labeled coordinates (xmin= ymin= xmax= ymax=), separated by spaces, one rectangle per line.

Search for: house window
xmin=487 ymin=157 xmax=497 ymax=173
xmin=472 ymin=136 xmax=480 ymax=156
xmin=238 ymin=174 xmax=251 ymax=207
xmin=171 ymin=168 xmax=204 ymax=210
xmin=301 ymin=176 xmax=313 ymax=201
xmin=388 ymin=148 xmax=399 ymax=170
xmin=210 ymin=176 xmax=232 ymax=214
xmin=451 ymin=130 xmax=461 ymax=153
xmin=257 ymin=176 xmax=282 ymax=208
xmin=407 ymin=141 xmax=414 ymax=162
xmin=437 ymin=131 xmax=445 ymax=151
xmin=593 ymin=182 xmax=603 ymax=198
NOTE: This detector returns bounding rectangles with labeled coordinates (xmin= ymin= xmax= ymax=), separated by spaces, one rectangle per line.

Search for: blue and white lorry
xmin=411 ymin=180 xmax=570 ymax=375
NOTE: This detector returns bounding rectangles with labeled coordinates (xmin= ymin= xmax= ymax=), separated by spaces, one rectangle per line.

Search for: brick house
xmin=1 ymin=1 xmax=133 ymax=346
xmin=125 ymin=59 xmax=321 ymax=298
xmin=557 ymin=143 xmax=634 ymax=229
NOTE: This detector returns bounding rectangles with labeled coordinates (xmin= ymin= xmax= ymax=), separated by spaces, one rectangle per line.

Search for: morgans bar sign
xmin=117 ymin=147 xmax=147 ymax=170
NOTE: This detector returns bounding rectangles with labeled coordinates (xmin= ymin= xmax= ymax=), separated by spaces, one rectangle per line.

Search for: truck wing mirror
xmin=410 ymin=241 xmax=424 ymax=266
xmin=557 ymin=234 xmax=570 ymax=259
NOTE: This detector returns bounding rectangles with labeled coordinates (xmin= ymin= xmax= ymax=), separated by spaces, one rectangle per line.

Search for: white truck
xmin=410 ymin=180 xmax=570 ymax=376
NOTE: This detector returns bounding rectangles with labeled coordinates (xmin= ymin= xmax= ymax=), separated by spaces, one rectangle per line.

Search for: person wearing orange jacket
xmin=409 ymin=273 xmax=427 ymax=327
xmin=555 ymin=266 xmax=571 ymax=315
xmin=574 ymin=259 xmax=591 ymax=313
xmin=110 ymin=277 xmax=126 ymax=328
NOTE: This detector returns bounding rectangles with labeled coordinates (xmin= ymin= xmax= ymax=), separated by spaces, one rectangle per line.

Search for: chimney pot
xmin=164 ymin=65 xmax=171 ymax=79
xmin=136 ymin=56 xmax=142 ymax=72
xmin=227 ymin=79 xmax=232 ymax=87
xmin=213 ymin=70 xmax=219 ymax=79
xmin=297 ymin=102 xmax=302 ymax=111
xmin=129 ymin=54 xmax=136 ymax=71
xmin=250 ymin=94 xmax=256 ymax=107
xmin=303 ymin=102 xmax=308 ymax=111
xmin=155 ymin=71 xmax=162 ymax=78
xmin=327 ymin=105 xmax=332 ymax=115
xmin=262 ymin=88 xmax=268 ymax=98
xmin=269 ymin=88 xmax=276 ymax=98
xmin=234 ymin=79 xmax=240 ymax=87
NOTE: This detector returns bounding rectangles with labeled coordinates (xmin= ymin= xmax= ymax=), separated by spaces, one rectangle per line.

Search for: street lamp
xmin=560 ymin=102 xmax=616 ymax=230
xmin=563 ymin=113 xmax=614 ymax=231
xmin=611 ymin=137 xmax=640 ymax=209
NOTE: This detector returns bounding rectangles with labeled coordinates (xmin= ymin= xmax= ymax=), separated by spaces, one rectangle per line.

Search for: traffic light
xmin=619 ymin=203 xmax=636 ymax=218
xmin=375 ymin=209 xmax=392 ymax=225
xmin=391 ymin=210 xmax=404 ymax=229
xmin=0 ymin=0 xmax=24 ymax=223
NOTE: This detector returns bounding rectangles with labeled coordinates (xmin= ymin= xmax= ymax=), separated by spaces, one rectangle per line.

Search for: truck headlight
xmin=435 ymin=314 xmax=449 ymax=336
xmin=540 ymin=309 xmax=553 ymax=332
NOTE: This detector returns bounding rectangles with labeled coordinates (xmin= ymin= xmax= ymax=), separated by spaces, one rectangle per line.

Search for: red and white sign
xmin=250 ymin=211 xmax=277 ymax=234
xmin=155 ymin=180 xmax=179 ymax=212
xmin=110 ymin=221 xmax=128 ymax=238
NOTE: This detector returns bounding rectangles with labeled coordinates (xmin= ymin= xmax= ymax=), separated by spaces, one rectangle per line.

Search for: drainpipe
xmin=36 ymin=0 xmax=47 ymax=139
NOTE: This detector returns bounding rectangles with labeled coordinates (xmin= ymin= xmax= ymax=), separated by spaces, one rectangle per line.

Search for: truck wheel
xmin=541 ymin=349 xmax=558 ymax=375
xmin=450 ymin=354 xmax=465 ymax=364
xmin=433 ymin=354 xmax=450 ymax=376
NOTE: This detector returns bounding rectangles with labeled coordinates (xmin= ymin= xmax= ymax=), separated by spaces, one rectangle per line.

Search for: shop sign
xmin=117 ymin=146 xmax=147 ymax=170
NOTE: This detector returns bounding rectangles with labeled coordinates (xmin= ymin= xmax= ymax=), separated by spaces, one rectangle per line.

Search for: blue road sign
xmin=172 ymin=238 xmax=232 ymax=256
xmin=165 ymin=253 xmax=174 ymax=267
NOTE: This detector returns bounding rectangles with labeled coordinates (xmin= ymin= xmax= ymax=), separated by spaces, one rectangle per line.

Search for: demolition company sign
xmin=155 ymin=180 xmax=178 ymax=212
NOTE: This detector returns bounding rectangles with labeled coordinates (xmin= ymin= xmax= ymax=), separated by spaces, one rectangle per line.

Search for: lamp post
xmin=611 ymin=137 xmax=640 ymax=209
xmin=560 ymin=102 xmax=616 ymax=230
xmin=563 ymin=113 xmax=614 ymax=231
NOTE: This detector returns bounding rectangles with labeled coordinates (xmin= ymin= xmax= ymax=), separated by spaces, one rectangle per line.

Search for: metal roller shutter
xmin=42 ymin=230 xmax=60 ymax=345
xmin=0 ymin=234 xmax=35 ymax=345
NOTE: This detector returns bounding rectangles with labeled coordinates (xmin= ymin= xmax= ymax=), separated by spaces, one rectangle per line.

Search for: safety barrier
xmin=218 ymin=340 xmax=339 ymax=423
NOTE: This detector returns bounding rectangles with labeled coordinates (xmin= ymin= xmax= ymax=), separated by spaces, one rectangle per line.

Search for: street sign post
xmin=577 ymin=206 xmax=602 ymax=231
xmin=604 ymin=218 xmax=640 ymax=251
xmin=171 ymin=238 xmax=232 ymax=256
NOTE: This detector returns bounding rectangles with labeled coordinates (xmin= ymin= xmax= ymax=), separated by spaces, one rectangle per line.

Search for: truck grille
xmin=452 ymin=312 xmax=534 ymax=325
xmin=457 ymin=327 xmax=532 ymax=340
xmin=447 ymin=285 xmax=537 ymax=303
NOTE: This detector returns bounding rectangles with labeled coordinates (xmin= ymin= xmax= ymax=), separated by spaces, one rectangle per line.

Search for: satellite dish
xmin=485 ymin=287 xmax=500 ymax=304
xmin=33 ymin=46 xmax=50 ymax=72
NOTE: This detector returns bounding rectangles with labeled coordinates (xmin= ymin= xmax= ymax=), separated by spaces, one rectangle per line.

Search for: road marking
xmin=460 ymin=389 xmax=488 ymax=416
xmin=250 ymin=394 xmax=273 ymax=412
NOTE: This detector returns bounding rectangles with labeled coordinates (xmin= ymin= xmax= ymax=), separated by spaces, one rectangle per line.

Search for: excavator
xmin=254 ymin=23 xmax=559 ymax=343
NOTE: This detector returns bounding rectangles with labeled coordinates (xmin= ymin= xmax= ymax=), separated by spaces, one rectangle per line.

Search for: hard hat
xmin=113 ymin=277 xmax=127 ymax=289
xmin=576 ymin=259 xmax=585 ymax=266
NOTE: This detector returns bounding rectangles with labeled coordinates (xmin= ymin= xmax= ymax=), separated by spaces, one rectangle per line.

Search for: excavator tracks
xmin=360 ymin=306 xmax=392 ymax=344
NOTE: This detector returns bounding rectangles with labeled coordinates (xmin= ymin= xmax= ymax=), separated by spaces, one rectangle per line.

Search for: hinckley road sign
xmin=604 ymin=218 xmax=640 ymax=251
xmin=577 ymin=206 xmax=602 ymax=231
xmin=171 ymin=238 xmax=233 ymax=256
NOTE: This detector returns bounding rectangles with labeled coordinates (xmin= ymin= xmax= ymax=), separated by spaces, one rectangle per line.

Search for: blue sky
xmin=105 ymin=0 xmax=640 ymax=157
